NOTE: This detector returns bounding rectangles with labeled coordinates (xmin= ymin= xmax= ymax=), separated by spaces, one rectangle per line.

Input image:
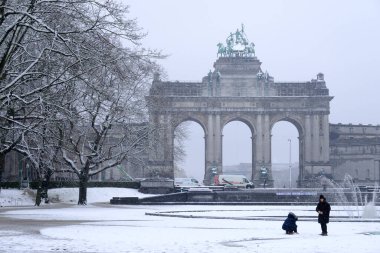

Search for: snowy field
xmin=0 ymin=188 xmax=153 ymax=206
xmin=1 ymin=189 xmax=380 ymax=253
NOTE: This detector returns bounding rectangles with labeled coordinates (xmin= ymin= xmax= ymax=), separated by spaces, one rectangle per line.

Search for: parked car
xmin=174 ymin=178 xmax=202 ymax=187
xmin=214 ymin=174 xmax=254 ymax=189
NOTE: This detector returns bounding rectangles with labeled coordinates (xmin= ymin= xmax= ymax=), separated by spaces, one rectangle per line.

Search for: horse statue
xmin=217 ymin=43 xmax=227 ymax=57
xmin=245 ymin=42 xmax=255 ymax=57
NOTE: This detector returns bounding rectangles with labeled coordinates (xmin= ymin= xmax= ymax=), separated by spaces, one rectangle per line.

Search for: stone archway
xmin=146 ymin=29 xmax=332 ymax=186
xmin=270 ymin=118 xmax=303 ymax=188
xmin=173 ymin=120 xmax=206 ymax=183
xmin=172 ymin=115 xmax=208 ymax=136
xmin=219 ymin=115 xmax=256 ymax=181
xmin=221 ymin=119 xmax=255 ymax=181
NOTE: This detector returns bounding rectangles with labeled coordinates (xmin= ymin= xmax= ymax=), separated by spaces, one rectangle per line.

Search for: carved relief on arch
xmin=220 ymin=113 xmax=256 ymax=136
xmin=269 ymin=113 xmax=305 ymax=137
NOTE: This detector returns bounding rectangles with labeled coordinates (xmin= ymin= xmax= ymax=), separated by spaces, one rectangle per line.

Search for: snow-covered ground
xmin=1 ymin=189 xmax=380 ymax=253
xmin=0 ymin=189 xmax=35 ymax=206
xmin=0 ymin=187 xmax=152 ymax=206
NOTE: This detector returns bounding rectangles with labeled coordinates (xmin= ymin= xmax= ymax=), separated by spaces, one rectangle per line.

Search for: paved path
xmin=0 ymin=204 xmax=90 ymax=234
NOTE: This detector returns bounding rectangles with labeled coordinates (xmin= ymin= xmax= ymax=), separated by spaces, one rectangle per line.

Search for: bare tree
xmin=0 ymin=0 xmax=158 ymax=182
xmin=17 ymin=103 xmax=65 ymax=204
xmin=174 ymin=122 xmax=190 ymax=164
xmin=60 ymin=43 xmax=158 ymax=204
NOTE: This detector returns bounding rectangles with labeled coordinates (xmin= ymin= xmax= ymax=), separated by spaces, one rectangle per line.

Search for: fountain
xmin=362 ymin=201 xmax=377 ymax=218
xmin=320 ymin=174 xmax=378 ymax=219
xmin=362 ymin=184 xmax=379 ymax=219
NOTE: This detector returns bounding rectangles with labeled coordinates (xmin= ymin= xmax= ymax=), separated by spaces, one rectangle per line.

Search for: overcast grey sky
xmin=127 ymin=0 xmax=380 ymax=180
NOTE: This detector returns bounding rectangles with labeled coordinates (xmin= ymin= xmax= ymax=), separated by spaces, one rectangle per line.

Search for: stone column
xmin=298 ymin=135 xmax=304 ymax=186
xmin=255 ymin=114 xmax=263 ymax=164
xmin=322 ymin=114 xmax=330 ymax=162
xmin=304 ymin=114 xmax=312 ymax=162
xmin=263 ymin=114 xmax=273 ymax=186
xmin=251 ymin=134 xmax=257 ymax=182
xmin=146 ymin=113 xmax=174 ymax=178
xmin=312 ymin=114 xmax=320 ymax=162
xmin=302 ymin=113 xmax=332 ymax=185
xmin=204 ymin=133 xmax=208 ymax=182
xmin=205 ymin=113 xmax=214 ymax=173
xmin=164 ymin=114 xmax=173 ymax=162
xmin=253 ymin=114 xmax=273 ymax=187
xmin=205 ymin=113 xmax=223 ymax=184
xmin=302 ymin=114 xmax=312 ymax=185
xmin=214 ymin=114 xmax=223 ymax=173
xmin=254 ymin=114 xmax=263 ymax=182
xmin=263 ymin=114 xmax=271 ymax=165
xmin=204 ymin=114 xmax=223 ymax=184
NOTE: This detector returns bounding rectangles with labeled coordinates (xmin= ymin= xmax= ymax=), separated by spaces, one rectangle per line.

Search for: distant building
xmin=329 ymin=124 xmax=380 ymax=185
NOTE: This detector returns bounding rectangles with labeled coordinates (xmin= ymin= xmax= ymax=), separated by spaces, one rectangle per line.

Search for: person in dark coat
xmin=316 ymin=194 xmax=331 ymax=236
xmin=282 ymin=212 xmax=298 ymax=234
xmin=35 ymin=187 xmax=42 ymax=206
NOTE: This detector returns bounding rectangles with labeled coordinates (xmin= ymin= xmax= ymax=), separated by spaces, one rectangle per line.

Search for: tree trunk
xmin=0 ymin=153 xmax=5 ymax=188
xmin=34 ymin=175 xmax=43 ymax=206
xmin=78 ymin=176 xmax=88 ymax=205
xmin=42 ymin=169 xmax=53 ymax=203
xmin=35 ymin=186 xmax=42 ymax=206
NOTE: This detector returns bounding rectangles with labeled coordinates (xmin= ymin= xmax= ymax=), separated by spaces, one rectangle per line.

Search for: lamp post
xmin=288 ymin=139 xmax=292 ymax=188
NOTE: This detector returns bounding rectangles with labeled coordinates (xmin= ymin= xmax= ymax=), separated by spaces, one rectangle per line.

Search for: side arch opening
xmin=271 ymin=121 xmax=300 ymax=188
xmin=173 ymin=121 xmax=205 ymax=184
xmin=222 ymin=120 xmax=253 ymax=180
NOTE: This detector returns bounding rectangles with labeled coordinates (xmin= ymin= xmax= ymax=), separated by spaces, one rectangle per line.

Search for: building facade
xmin=330 ymin=124 xmax=380 ymax=185
xmin=146 ymin=27 xmax=332 ymax=187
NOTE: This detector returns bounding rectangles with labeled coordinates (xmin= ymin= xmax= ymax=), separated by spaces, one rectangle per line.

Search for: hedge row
xmin=0 ymin=181 xmax=20 ymax=189
xmin=0 ymin=181 xmax=140 ymax=189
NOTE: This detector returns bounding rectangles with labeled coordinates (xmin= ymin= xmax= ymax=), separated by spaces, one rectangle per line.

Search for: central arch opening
xmin=222 ymin=121 xmax=252 ymax=180
xmin=271 ymin=121 xmax=300 ymax=188
xmin=174 ymin=121 xmax=205 ymax=183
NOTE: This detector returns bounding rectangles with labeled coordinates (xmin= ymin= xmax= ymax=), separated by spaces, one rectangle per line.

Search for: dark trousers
xmin=320 ymin=223 xmax=327 ymax=234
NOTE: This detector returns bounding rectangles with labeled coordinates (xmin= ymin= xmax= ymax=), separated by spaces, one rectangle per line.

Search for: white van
xmin=174 ymin=178 xmax=202 ymax=187
xmin=214 ymin=174 xmax=254 ymax=189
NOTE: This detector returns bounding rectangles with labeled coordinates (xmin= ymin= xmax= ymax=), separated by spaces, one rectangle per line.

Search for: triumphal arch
xmin=146 ymin=26 xmax=333 ymax=187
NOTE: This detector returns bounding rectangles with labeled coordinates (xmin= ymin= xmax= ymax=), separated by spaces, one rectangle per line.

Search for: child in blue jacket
xmin=282 ymin=212 xmax=298 ymax=234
